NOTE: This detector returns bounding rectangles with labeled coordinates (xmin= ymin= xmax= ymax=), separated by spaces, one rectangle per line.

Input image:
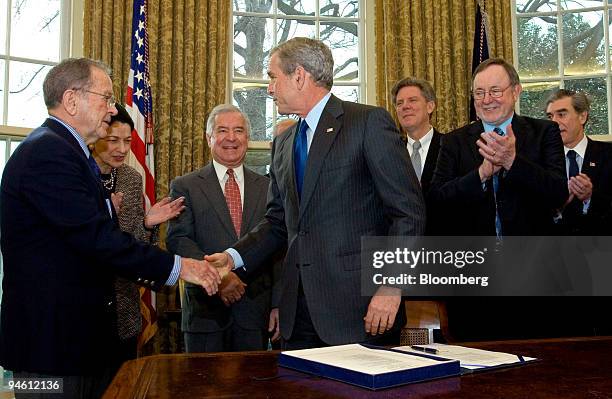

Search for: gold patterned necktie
xmin=225 ymin=168 xmax=242 ymax=236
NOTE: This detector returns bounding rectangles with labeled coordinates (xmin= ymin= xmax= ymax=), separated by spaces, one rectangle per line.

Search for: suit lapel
xmin=299 ymin=95 xmax=343 ymax=217
xmin=241 ymin=168 xmax=262 ymax=234
xmin=198 ymin=163 xmax=238 ymax=239
xmin=285 ymin=123 xmax=300 ymax=207
xmin=511 ymin=114 xmax=528 ymax=155
xmin=468 ymin=121 xmax=484 ymax=163
xmin=582 ymin=138 xmax=601 ymax=180
xmin=421 ymin=129 xmax=441 ymax=186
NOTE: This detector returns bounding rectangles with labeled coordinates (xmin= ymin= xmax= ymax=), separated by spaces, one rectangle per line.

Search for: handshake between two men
xmin=178 ymin=252 xmax=242 ymax=306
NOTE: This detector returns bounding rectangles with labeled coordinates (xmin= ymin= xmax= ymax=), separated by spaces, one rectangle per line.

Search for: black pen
xmin=410 ymin=345 xmax=439 ymax=354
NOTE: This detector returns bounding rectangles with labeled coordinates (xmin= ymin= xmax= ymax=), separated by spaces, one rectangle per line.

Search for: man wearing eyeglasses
xmin=428 ymin=58 xmax=568 ymax=342
xmin=0 ymin=58 xmax=221 ymax=398
xmin=430 ymin=58 xmax=567 ymax=236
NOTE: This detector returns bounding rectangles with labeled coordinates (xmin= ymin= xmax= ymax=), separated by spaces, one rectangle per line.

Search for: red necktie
xmin=225 ymin=169 xmax=242 ymax=236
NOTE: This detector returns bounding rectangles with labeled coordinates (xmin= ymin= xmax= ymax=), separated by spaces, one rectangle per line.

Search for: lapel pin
xmin=326 ymin=127 xmax=334 ymax=133
xmin=590 ymin=162 xmax=596 ymax=167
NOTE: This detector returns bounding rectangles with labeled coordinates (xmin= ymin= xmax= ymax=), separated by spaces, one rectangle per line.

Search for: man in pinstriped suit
xmin=207 ymin=38 xmax=426 ymax=349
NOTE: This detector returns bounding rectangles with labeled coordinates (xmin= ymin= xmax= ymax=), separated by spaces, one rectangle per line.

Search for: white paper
xmin=394 ymin=344 xmax=536 ymax=370
xmin=282 ymin=344 xmax=455 ymax=374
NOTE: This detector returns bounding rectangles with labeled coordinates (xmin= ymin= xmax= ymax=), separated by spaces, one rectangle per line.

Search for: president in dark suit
xmin=206 ymin=38 xmax=425 ymax=350
xmin=0 ymin=58 xmax=220 ymax=398
xmin=545 ymin=89 xmax=612 ymax=235
xmin=391 ymin=77 xmax=443 ymax=234
xmin=429 ymin=58 xmax=568 ymax=341
xmin=167 ymin=104 xmax=277 ymax=352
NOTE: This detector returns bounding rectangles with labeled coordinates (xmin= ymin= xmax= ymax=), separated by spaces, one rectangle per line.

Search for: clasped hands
xmin=477 ymin=124 xmax=517 ymax=182
xmin=179 ymin=252 xmax=245 ymax=302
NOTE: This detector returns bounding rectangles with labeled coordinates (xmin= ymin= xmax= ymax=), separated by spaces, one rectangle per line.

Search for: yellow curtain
xmin=376 ymin=0 xmax=513 ymax=133
xmin=84 ymin=0 xmax=229 ymax=354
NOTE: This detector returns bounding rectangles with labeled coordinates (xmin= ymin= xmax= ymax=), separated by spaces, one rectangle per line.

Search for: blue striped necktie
xmin=492 ymin=127 xmax=504 ymax=240
xmin=294 ymin=119 xmax=309 ymax=198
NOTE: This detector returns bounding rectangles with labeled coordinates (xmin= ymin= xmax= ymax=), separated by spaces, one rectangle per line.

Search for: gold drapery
xmin=84 ymin=0 xmax=229 ymax=354
xmin=375 ymin=0 xmax=513 ymax=133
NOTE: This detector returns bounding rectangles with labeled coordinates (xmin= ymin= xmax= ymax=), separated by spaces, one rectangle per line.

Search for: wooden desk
xmin=104 ymin=336 xmax=612 ymax=398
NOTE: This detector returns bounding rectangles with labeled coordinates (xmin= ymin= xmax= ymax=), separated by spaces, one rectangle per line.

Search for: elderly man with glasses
xmin=428 ymin=58 xmax=568 ymax=342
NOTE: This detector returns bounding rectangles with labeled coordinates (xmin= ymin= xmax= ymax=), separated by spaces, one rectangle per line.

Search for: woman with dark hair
xmin=92 ymin=103 xmax=184 ymax=362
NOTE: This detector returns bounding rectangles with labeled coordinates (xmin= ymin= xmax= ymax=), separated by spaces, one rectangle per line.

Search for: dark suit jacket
xmin=420 ymin=129 xmax=443 ymax=195
xmin=233 ymin=94 xmax=426 ymax=345
xmin=166 ymin=163 xmax=274 ymax=337
xmin=428 ymin=115 xmax=571 ymax=341
xmin=429 ymin=114 xmax=568 ymax=235
xmin=0 ymin=118 xmax=174 ymax=375
xmin=555 ymin=138 xmax=612 ymax=235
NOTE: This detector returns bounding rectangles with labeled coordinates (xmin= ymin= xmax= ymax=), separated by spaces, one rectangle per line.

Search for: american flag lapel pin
xmin=326 ymin=127 xmax=334 ymax=133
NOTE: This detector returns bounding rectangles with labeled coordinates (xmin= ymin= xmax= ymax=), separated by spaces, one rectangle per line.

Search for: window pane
xmin=320 ymin=0 xmax=359 ymax=17
xmin=0 ymin=139 xmax=6 ymax=182
xmin=517 ymin=16 xmax=559 ymax=79
xmin=245 ymin=148 xmax=270 ymax=176
xmin=0 ymin=59 xmax=4 ymax=123
xmin=519 ymin=81 xmax=560 ymax=119
xmin=516 ymin=0 xmax=557 ymax=13
xmin=234 ymin=0 xmax=272 ymax=13
xmin=563 ymin=11 xmax=605 ymax=75
xmin=233 ymin=84 xmax=273 ymax=141
xmin=234 ymin=15 xmax=274 ymax=79
xmin=565 ymin=78 xmax=608 ymax=135
xmin=560 ymin=0 xmax=603 ymax=11
xmin=0 ymin=0 xmax=7 ymax=55
xmin=277 ymin=18 xmax=317 ymax=44
xmin=7 ymin=61 xmax=51 ymax=127
xmin=320 ymin=21 xmax=358 ymax=82
xmin=331 ymin=85 xmax=358 ymax=102
xmin=9 ymin=138 xmax=22 ymax=154
xmin=10 ymin=0 xmax=60 ymax=62
xmin=278 ymin=0 xmax=315 ymax=17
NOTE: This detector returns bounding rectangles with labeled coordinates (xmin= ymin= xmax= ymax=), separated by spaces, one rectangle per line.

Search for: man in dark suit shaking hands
xmin=0 ymin=58 xmax=221 ymax=398
xmin=208 ymin=37 xmax=425 ymax=350
xmin=545 ymin=89 xmax=612 ymax=235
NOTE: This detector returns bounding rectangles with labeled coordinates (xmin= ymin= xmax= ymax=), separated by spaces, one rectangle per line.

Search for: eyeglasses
xmin=82 ymin=89 xmax=116 ymax=108
xmin=473 ymin=84 xmax=513 ymax=100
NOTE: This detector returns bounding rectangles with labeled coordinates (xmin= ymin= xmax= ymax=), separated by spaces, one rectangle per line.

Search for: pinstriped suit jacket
xmin=234 ymin=94 xmax=426 ymax=345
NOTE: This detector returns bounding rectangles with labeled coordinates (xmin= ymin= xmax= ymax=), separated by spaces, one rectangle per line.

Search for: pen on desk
xmin=410 ymin=345 xmax=439 ymax=354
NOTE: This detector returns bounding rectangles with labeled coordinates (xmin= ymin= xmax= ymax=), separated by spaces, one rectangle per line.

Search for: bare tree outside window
xmin=516 ymin=0 xmax=611 ymax=136
xmin=1 ymin=0 xmax=61 ymax=128
xmin=232 ymin=0 xmax=361 ymax=142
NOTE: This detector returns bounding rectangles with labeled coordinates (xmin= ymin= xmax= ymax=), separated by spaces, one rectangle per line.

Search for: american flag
xmin=125 ymin=0 xmax=157 ymax=348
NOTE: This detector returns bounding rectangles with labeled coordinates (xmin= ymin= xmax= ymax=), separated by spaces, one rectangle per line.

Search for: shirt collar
xmin=565 ymin=134 xmax=588 ymax=159
xmin=482 ymin=114 xmax=514 ymax=135
xmin=49 ymin=115 xmax=90 ymax=158
xmin=212 ymin=159 xmax=244 ymax=183
xmin=407 ymin=127 xmax=434 ymax=147
xmin=303 ymin=92 xmax=332 ymax=132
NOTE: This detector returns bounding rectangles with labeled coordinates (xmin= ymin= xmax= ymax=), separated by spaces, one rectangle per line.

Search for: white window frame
xmin=512 ymin=0 xmax=612 ymax=141
xmin=0 ymin=0 xmax=83 ymax=137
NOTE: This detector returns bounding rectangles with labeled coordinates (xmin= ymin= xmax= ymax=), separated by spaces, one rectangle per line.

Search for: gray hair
xmin=545 ymin=89 xmax=591 ymax=126
xmin=205 ymin=104 xmax=251 ymax=138
xmin=472 ymin=58 xmax=520 ymax=89
xmin=43 ymin=58 xmax=111 ymax=109
xmin=270 ymin=37 xmax=334 ymax=90
xmin=390 ymin=77 xmax=437 ymax=106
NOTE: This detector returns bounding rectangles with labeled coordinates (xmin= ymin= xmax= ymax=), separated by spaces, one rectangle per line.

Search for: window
xmin=231 ymin=0 xmax=362 ymax=140
xmin=515 ymin=0 xmax=611 ymax=136
xmin=0 ymin=0 xmax=77 ymax=131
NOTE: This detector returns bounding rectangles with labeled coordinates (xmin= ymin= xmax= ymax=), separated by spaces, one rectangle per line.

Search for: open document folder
xmin=395 ymin=343 xmax=537 ymax=371
xmin=279 ymin=343 xmax=537 ymax=390
xmin=278 ymin=344 xmax=461 ymax=390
